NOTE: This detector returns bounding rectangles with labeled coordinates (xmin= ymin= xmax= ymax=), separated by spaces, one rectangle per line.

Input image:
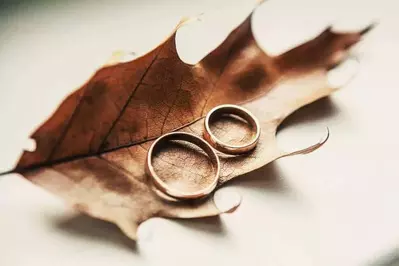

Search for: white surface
xmin=0 ymin=0 xmax=398 ymax=265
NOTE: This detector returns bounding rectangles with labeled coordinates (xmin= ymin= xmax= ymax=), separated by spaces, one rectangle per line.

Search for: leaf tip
xmin=305 ymin=126 xmax=330 ymax=154
xmin=320 ymin=127 xmax=330 ymax=146
xmin=359 ymin=22 xmax=378 ymax=36
xmin=213 ymin=189 xmax=242 ymax=214
xmin=117 ymin=219 xmax=139 ymax=241
xmin=279 ymin=127 xmax=331 ymax=159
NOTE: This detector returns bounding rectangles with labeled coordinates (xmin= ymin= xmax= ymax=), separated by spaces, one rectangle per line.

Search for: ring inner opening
xmin=208 ymin=112 xmax=255 ymax=146
xmin=152 ymin=139 xmax=217 ymax=193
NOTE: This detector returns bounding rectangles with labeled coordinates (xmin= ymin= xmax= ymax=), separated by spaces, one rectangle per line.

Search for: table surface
xmin=0 ymin=0 xmax=398 ymax=265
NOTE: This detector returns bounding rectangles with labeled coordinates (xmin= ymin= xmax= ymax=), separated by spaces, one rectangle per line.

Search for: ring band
xmin=146 ymin=132 xmax=220 ymax=200
xmin=203 ymin=104 xmax=260 ymax=155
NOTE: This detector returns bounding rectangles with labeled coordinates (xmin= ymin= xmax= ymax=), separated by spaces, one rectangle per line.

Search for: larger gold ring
xmin=146 ymin=132 xmax=220 ymax=200
xmin=203 ymin=104 xmax=260 ymax=155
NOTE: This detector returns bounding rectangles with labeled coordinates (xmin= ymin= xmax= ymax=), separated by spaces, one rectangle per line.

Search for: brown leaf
xmin=6 ymin=3 xmax=372 ymax=239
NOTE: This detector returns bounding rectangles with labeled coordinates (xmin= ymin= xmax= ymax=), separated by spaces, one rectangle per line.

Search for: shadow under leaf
xmin=228 ymin=162 xmax=289 ymax=194
xmin=54 ymin=213 xmax=138 ymax=252
xmin=367 ymin=248 xmax=399 ymax=266
xmin=174 ymin=215 xmax=227 ymax=237
xmin=279 ymin=96 xmax=340 ymax=131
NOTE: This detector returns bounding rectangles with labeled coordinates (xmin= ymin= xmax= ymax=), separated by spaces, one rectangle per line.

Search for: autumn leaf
xmin=3 ymin=2 xmax=373 ymax=240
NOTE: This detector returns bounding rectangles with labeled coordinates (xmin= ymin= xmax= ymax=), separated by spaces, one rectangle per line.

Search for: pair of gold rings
xmin=145 ymin=104 xmax=260 ymax=200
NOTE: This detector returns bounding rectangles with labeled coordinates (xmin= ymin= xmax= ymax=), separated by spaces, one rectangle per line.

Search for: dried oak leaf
xmin=6 ymin=3 xmax=372 ymax=239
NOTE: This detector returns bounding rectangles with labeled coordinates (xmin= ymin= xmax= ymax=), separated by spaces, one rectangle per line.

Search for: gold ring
xmin=203 ymin=104 xmax=260 ymax=155
xmin=146 ymin=132 xmax=220 ymax=200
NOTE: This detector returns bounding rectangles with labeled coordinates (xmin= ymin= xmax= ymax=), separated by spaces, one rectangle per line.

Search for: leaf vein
xmin=98 ymin=52 xmax=160 ymax=151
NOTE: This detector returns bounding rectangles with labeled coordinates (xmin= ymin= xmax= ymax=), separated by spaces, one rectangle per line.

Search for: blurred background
xmin=0 ymin=0 xmax=398 ymax=265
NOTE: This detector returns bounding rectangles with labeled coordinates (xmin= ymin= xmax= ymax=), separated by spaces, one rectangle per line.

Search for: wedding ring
xmin=146 ymin=132 xmax=220 ymax=200
xmin=203 ymin=104 xmax=260 ymax=155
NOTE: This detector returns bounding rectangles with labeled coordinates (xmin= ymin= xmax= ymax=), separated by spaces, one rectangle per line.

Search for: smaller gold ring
xmin=203 ymin=104 xmax=260 ymax=155
xmin=146 ymin=132 xmax=220 ymax=200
